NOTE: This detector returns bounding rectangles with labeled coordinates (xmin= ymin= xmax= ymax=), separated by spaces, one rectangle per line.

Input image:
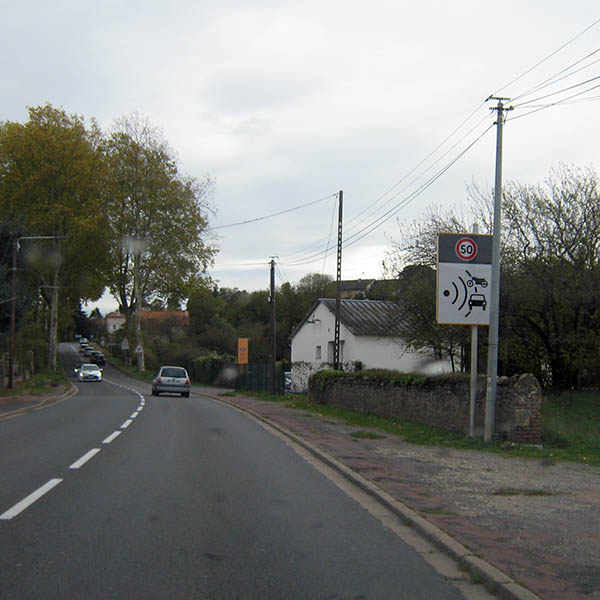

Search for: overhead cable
xmin=208 ymin=192 xmax=337 ymax=230
xmin=491 ymin=16 xmax=600 ymax=97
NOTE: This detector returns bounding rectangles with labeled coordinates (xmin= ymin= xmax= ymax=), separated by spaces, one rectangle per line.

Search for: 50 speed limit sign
xmin=455 ymin=237 xmax=478 ymax=261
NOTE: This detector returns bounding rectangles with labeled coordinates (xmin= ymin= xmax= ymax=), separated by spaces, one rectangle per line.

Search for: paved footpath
xmin=3 ymin=383 xmax=599 ymax=599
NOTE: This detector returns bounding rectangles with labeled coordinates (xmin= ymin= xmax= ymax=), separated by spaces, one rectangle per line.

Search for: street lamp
xmin=8 ymin=235 xmax=64 ymax=389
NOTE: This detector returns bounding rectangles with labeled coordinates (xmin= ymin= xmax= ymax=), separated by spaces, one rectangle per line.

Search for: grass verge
xmin=0 ymin=369 xmax=69 ymax=398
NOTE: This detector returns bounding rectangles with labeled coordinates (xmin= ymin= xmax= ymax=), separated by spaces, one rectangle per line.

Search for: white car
xmin=77 ymin=363 xmax=103 ymax=382
xmin=152 ymin=365 xmax=190 ymax=397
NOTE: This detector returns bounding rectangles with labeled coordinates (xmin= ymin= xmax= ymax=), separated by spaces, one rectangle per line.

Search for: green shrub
xmin=189 ymin=353 xmax=235 ymax=385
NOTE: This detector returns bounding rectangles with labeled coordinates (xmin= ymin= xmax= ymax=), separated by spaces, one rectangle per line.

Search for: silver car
xmin=152 ymin=366 xmax=191 ymax=397
xmin=78 ymin=363 xmax=103 ymax=382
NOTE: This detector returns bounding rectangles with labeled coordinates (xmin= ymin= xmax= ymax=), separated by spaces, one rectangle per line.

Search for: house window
xmin=315 ymin=345 xmax=321 ymax=360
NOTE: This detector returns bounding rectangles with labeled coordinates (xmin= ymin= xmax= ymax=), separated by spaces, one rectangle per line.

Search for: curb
xmin=212 ymin=393 xmax=542 ymax=600
xmin=0 ymin=382 xmax=78 ymax=420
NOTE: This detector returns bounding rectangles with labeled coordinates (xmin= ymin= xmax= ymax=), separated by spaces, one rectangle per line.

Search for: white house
xmin=105 ymin=312 xmax=126 ymax=335
xmin=290 ymin=298 xmax=452 ymax=392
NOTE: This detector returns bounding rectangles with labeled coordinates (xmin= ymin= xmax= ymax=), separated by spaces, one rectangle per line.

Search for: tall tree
xmin=497 ymin=165 xmax=600 ymax=387
xmin=386 ymin=165 xmax=600 ymax=388
xmin=383 ymin=205 xmax=475 ymax=370
xmin=393 ymin=266 xmax=467 ymax=372
xmin=0 ymin=104 xmax=108 ymax=370
xmin=104 ymin=114 xmax=216 ymax=370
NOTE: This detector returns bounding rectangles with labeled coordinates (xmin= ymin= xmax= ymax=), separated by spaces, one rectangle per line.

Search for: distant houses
xmin=103 ymin=310 xmax=189 ymax=336
xmin=105 ymin=312 xmax=126 ymax=334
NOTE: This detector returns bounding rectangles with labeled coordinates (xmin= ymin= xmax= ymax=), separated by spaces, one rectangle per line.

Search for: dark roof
xmin=339 ymin=279 xmax=375 ymax=292
xmin=320 ymin=298 xmax=405 ymax=337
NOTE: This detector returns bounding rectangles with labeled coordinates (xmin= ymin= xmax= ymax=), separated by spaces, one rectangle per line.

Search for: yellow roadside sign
xmin=237 ymin=338 xmax=249 ymax=364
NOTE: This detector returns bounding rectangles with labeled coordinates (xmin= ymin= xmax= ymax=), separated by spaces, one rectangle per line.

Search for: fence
xmin=234 ymin=362 xmax=286 ymax=394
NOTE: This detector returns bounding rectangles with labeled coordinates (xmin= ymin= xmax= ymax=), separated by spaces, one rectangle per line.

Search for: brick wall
xmin=308 ymin=372 xmax=541 ymax=444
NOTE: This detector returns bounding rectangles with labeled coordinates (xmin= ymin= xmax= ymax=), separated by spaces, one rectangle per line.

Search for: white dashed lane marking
xmin=69 ymin=448 xmax=101 ymax=469
xmin=0 ymin=479 xmax=63 ymax=520
xmin=102 ymin=430 xmax=122 ymax=444
xmin=0 ymin=374 xmax=147 ymax=520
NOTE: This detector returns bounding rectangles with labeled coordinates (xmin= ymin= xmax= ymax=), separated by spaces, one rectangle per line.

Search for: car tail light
xmin=185 ymin=378 xmax=190 ymax=385
xmin=157 ymin=377 xmax=163 ymax=384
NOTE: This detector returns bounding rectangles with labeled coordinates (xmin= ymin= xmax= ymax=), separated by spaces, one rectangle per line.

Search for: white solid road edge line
xmin=0 ymin=478 xmax=63 ymax=520
xmin=102 ymin=431 xmax=122 ymax=444
xmin=69 ymin=448 xmax=101 ymax=469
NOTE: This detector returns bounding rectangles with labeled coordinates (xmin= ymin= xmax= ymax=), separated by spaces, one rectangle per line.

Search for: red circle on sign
xmin=455 ymin=237 xmax=478 ymax=261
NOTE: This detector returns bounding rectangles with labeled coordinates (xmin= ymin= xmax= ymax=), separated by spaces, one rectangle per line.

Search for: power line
xmin=491 ymin=17 xmax=600 ymax=97
xmin=280 ymin=110 xmax=493 ymax=267
xmin=280 ymin=124 xmax=494 ymax=268
xmin=508 ymin=81 xmax=600 ymax=122
xmin=343 ymin=103 xmax=490 ymax=232
xmin=322 ymin=193 xmax=339 ymax=275
xmin=208 ymin=192 xmax=336 ymax=230
xmin=512 ymin=74 xmax=600 ymax=108
xmin=343 ymin=124 xmax=495 ymax=250
xmin=343 ymin=112 xmax=492 ymax=238
xmin=212 ymin=19 xmax=600 ymax=280
xmin=510 ymin=48 xmax=600 ymax=103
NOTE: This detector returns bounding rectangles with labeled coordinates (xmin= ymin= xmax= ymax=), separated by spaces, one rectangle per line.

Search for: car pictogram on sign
xmin=468 ymin=293 xmax=487 ymax=310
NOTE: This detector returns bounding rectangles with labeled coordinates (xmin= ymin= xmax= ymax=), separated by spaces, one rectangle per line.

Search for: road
xmin=0 ymin=343 xmax=468 ymax=599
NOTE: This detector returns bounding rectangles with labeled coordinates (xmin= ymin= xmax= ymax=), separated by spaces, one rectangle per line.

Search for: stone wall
xmin=308 ymin=372 xmax=542 ymax=444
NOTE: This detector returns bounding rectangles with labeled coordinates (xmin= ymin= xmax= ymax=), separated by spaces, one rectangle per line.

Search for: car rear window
xmin=162 ymin=367 xmax=187 ymax=378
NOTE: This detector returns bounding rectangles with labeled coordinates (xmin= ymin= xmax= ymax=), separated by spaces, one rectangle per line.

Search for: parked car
xmin=83 ymin=346 xmax=95 ymax=357
xmin=77 ymin=363 xmax=103 ymax=382
xmin=152 ymin=366 xmax=191 ymax=397
xmin=90 ymin=351 xmax=106 ymax=366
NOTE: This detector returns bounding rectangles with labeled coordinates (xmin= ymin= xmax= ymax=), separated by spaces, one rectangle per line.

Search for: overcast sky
xmin=3 ymin=1 xmax=599 ymax=315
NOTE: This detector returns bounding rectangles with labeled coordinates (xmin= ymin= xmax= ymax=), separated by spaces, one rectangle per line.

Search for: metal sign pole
xmin=470 ymin=223 xmax=479 ymax=438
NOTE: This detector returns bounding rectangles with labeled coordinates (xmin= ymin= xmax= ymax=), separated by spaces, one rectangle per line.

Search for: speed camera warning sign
xmin=455 ymin=237 xmax=478 ymax=261
xmin=437 ymin=233 xmax=493 ymax=325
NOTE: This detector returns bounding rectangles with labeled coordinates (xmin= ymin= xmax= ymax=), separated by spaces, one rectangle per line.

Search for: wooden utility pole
xmin=334 ymin=190 xmax=343 ymax=370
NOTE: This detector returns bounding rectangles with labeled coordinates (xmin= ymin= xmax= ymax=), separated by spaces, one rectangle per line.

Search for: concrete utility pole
xmin=334 ymin=190 xmax=343 ymax=370
xmin=470 ymin=222 xmax=479 ymax=438
xmin=269 ymin=257 xmax=277 ymax=394
xmin=484 ymin=97 xmax=512 ymax=442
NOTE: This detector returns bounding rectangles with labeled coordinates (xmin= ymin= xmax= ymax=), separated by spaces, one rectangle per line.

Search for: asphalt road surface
xmin=0 ymin=343 xmax=467 ymax=599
